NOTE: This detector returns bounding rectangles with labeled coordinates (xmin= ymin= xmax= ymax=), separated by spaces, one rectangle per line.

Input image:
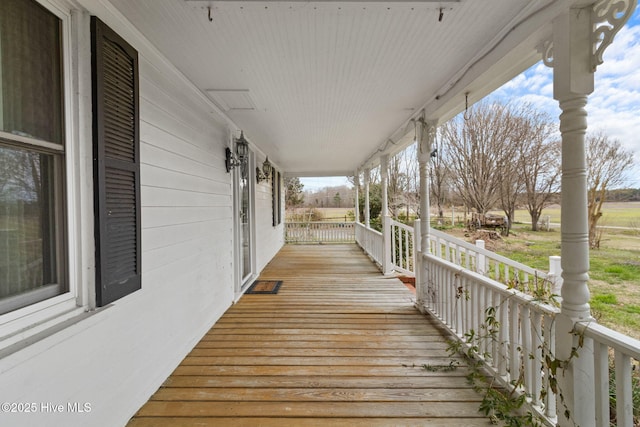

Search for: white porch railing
xmin=355 ymin=222 xmax=383 ymax=267
xmin=390 ymin=218 xmax=415 ymax=276
xmin=575 ymin=321 xmax=640 ymax=427
xmin=285 ymin=221 xmax=355 ymax=243
xmin=419 ymin=229 xmax=640 ymax=427
xmin=421 ymin=253 xmax=560 ymax=425
xmin=429 ymin=228 xmax=559 ymax=293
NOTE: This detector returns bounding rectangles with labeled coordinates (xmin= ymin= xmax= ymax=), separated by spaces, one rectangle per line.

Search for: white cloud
xmin=592 ymin=18 xmax=640 ymax=185
xmin=488 ymin=10 xmax=640 ymax=187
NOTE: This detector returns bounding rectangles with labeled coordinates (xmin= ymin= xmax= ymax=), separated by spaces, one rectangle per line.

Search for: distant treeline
xmin=606 ymin=188 xmax=640 ymax=202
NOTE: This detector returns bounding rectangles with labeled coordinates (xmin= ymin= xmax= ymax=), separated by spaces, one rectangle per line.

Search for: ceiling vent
xmin=206 ymin=89 xmax=258 ymax=112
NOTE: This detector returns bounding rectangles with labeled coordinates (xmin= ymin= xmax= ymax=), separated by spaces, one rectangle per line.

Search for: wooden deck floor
xmin=127 ymin=244 xmax=490 ymax=426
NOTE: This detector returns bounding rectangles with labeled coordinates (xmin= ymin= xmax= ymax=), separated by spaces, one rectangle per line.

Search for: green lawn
xmin=492 ymin=223 xmax=640 ymax=339
xmin=286 ymin=207 xmax=354 ymax=222
xmin=502 ymin=201 xmax=640 ymax=229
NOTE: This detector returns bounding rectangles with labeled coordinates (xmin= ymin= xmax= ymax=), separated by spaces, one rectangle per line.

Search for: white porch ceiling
xmin=107 ymin=0 xmax=563 ymax=175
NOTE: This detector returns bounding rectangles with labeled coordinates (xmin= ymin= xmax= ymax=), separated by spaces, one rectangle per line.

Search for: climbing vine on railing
xmin=420 ymin=248 xmax=640 ymax=426
xmin=427 ymin=275 xmax=585 ymax=427
xmin=446 ymin=303 xmax=585 ymax=426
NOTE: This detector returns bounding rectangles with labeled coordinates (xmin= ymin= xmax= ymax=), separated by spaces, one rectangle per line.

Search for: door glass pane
xmin=0 ymin=145 xmax=59 ymax=310
xmin=240 ymin=163 xmax=251 ymax=279
xmin=0 ymin=0 xmax=63 ymax=144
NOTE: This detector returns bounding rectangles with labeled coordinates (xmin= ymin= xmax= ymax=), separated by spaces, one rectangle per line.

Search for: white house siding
xmin=254 ymin=157 xmax=286 ymax=274
xmin=0 ymin=2 xmax=264 ymax=426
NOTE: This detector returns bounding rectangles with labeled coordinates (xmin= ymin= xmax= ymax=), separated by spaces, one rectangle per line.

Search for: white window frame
xmin=0 ymin=0 xmax=90 ymax=349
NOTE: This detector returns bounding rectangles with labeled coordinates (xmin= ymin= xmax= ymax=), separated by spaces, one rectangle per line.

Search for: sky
xmin=487 ymin=5 xmax=640 ymax=187
xmin=302 ymin=5 xmax=640 ymax=191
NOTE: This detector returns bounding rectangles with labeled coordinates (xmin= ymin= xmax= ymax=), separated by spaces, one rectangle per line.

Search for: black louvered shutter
xmin=91 ymin=17 xmax=141 ymax=306
xmin=272 ymin=170 xmax=278 ymax=227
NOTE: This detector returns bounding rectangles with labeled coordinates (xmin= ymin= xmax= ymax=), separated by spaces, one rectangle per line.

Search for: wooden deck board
xmin=161 ymin=375 xmax=474 ymax=388
xmin=134 ymin=401 xmax=483 ymax=417
xmin=170 ymin=365 xmax=472 ymax=377
xmin=128 ymin=417 xmax=494 ymax=427
xmin=150 ymin=387 xmax=484 ymax=401
xmin=127 ymin=244 xmax=490 ymax=426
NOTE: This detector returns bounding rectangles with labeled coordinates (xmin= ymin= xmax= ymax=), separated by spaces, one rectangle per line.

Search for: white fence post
xmin=382 ymin=215 xmax=393 ymax=275
xmin=548 ymin=255 xmax=563 ymax=297
xmin=414 ymin=219 xmax=422 ymax=302
xmin=475 ymin=239 xmax=485 ymax=275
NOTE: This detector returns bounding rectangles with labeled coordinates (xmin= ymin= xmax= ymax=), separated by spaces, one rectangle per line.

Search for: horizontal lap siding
xmin=138 ymin=54 xmax=233 ymax=275
xmin=136 ymin=53 xmax=235 ymax=334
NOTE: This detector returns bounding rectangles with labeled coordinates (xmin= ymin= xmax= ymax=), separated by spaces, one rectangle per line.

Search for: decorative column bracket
xmin=540 ymin=0 xmax=636 ymax=70
xmin=592 ymin=0 xmax=636 ymax=71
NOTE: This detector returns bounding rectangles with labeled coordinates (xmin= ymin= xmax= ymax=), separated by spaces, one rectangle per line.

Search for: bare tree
xmin=429 ymin=130 xmax=451 ymax=221
xmin=495 ymin=115 xmax=525 ymax=234
xmin=0 ymin=148 xmax=42 ymax=202
xmin=387 ymin=153 xmax=406 ymax=218
xmin=403 ymin=143 xmax=419 ymax=221
xmin=441 ymin=102 xmax=518 ymax=215
xmin=521 ymin=139 xmax=561 ymax=231
xmin=386 ymin=146 xmax=419 ymax=221
xmin=586 ymin=132 xmax=634 ymax=248
xmin=510 ymin=106 xmax=560 ymax=231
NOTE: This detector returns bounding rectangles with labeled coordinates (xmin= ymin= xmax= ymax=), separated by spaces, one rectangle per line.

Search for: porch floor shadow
xmin=127 ymin=244 xmax=491 ymax=426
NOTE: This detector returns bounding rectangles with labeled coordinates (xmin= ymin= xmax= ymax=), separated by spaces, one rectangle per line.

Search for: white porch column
xmin=354 ymin=170 xmax=360 ymax=223
xmin=416 ymin=118 xmax=437 ymax=307
xmin=380 ymin=155 xmax=392 ymax=275
xmin=552 ymin=6 xmax=595 ymax=427
xmin=364 ymin=168 xmax=371 ymax=228
xmin=548 ymin=3 xmax=635 ymax=424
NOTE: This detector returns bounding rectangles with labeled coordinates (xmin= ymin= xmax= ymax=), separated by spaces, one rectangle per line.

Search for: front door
xmin=235 ymin=150 xmax=254 ymax=292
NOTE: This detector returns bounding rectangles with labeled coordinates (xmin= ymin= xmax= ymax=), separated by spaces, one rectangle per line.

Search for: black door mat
xmin=246 ymin=280 xmax=283 ymax=294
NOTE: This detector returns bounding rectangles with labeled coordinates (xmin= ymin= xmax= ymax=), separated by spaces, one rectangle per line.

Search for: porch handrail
xmin=355 ymin=222 xmax=383 ymax=267
xmin=574 ymin=321 xmax=640 ymax=427
xmin=389 ymin=218 xmax=415 ymax=276
xmin=285 ymin=221 xmax=355 ymax=243
xmin=428 ymin=228 xmax=556 ymax=293
xmin=421 ymin=252 xmax=560 ymax=425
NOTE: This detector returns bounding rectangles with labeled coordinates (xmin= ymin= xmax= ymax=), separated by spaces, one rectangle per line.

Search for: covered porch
xmin=2 ymin=1 xmax=638 ymax=426
xmin=127 ymin=244 xmax=490 ymax=426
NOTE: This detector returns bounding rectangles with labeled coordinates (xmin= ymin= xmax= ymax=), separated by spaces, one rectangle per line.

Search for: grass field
xmin=286 ymin=207 xmax=354 ymax=222
xmin=503 ymin=225 xmax=640 ymax=339
xmin=447 ymin=217 xmax=640 ymax=339
xmin=293 ymin=202 xmax=640 ymax=228
xmin=489 ymin=201 xmax=640 ymax=229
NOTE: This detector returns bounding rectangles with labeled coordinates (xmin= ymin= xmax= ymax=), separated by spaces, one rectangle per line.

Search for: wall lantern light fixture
xmin=256 ymin=156 xmax=273 ymax=183
xmin=225 ymin=131 xmax=249 ymax=172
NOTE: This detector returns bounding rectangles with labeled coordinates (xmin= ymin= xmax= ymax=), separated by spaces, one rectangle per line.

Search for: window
xmin=91 ymin=17 xmax=141 ymax=306
xmin=0 ymin=0 xmax=66 ymax=315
